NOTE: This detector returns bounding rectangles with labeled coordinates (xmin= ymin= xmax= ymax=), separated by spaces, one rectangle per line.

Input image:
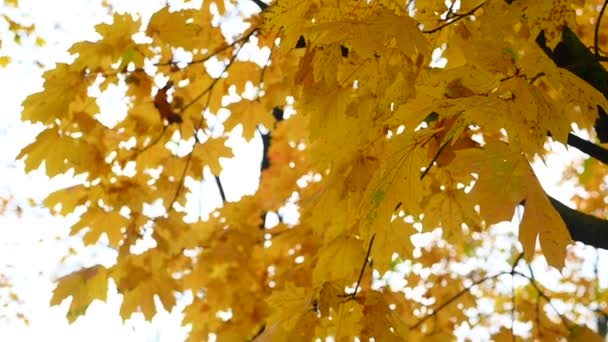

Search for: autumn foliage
xmin=14 ymin=0 xmax=608 ymax=340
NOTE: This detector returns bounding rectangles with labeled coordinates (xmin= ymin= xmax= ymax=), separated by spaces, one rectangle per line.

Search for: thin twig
xmin=411 ymin=271 xmax=509 ymax=329
xmin=133 ymin=125 xmax=168 ymax=155
xmin=214 ymin=175 xmax=226 ymax=203
xmin=510 ymin=252 xmax=523 ymax=341
xmin=420 ymin=137 xmax=451 ymax=180
xmin=422 ymin=2 xmax=486 ymax=34
xmin=164 ymin=37 xmax=248 ymax=213
xmin=166 ymin=29 xmax=257 ymax=67
xmin=348 ymin=234 xmax=376 ymax=299
xmin=513 ymin=270 xmax=572 ymax=331
xmin=595 ymin=0 xmax=608 ymax=60
xmin=99 ymin=27 xmax=257 ymax=79
xmin=179 ymin=36 xmax=251 ymax=116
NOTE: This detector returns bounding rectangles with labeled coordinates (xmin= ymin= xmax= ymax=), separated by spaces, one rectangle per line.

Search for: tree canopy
xmin=13 ymin=0 xmax=608 ymax=340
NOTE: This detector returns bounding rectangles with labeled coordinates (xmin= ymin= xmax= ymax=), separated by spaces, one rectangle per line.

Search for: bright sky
xmin=0 ymin=1 xmax=195 ymax=340
xmin=1 ymin=1 xmax=607 ymax=341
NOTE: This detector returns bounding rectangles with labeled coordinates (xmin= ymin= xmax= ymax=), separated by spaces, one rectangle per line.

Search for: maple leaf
xmin=44 ymin=185 xmax=89 ymax=215
xmin=21 ymin=64 xmax=87 ymax=124
xmin=359 ymin=129 xmax=433 ymax=237
xmin=71 ymin=205 xmax=128 ymax=247
xmin=225 ymin=99 xmax=276 ymax=140
xmin=264 ymin=282 xmax=311 ymax=332
xmin=519 ymin=169 xmax=572 ymax=268
xmin=190 ymin=136 xmax=234 ymax=175
xmin=451 ymin=141 xmax=528 ymax=225
xmin=69 ymin=13 xmax=141 ymax=70
xmin=422 ymin=188 xmax=481 ymax=244
xmin=334 ymin=300 xmax=364 ymax=340
xmin=312 ymin=235 xmax=366 ymax=287
xmin=451 ymin=140 xmax=571 ymax=268
xmin=50 ymin=266 xmax=108 ymax=323
xmin=371 ymin=218 xmax=416 ymax=273
xmin=226 ymin=61 xmax=262 ymax=93
xmin=148 ymin=7 xmax=210 ymax=50
xmin=17 ymin=126 xmax=105 ymax=178
xmin=112 ymin=252 xmax=178 ymax=320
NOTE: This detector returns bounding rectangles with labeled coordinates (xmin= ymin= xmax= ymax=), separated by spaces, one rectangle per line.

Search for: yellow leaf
xmin=21 ymin=64 xmax=86 ymax=124
xmin=265 ymin=282 xmax=311 ymax=331
xmin=69 ymin=13 xmax=141 ymax=70
xmin=491 ymin=328 xmax=518 ymax=342
xmin=17 ymin=127 xmax=104 ymax=177
xmin=318 ymin=282 xmax=342 ymax=317
xmin=50 ymin=266 xmax=108 ymax=323
xmin=312 ymin=235 xmax=366 ymax=286
xmin=147 ymin=7 xmax=220 ymax=50
xmin=226 ymin=61 xmax=262 ymax=93
xmin=556 ymin=68 xmax=608 ymax=131
xmin=310 ymin=7 xmax=429 ymax=59
xmin=264 ymin=0 xmax=315 ymax=52
xmin=462 ymin=39 xmax=515 ymax=75
xmin=422 ymin=187 xmax=481 ymax=244
xmin=71 ymin=206 xmax=127 ymax=247
xmin=451 ymin=141 xmax=528 ymax=225
xmin=500 ymin=77 xmax=565 ymax=155
xmin=334 ymin=300 xmax=363 ymax=341
xmin=113 ymin=253 xmax=178 ymax=320
xmin=360 ymin=130 xmax=433 ymax=236
xmin=44 ymin=185 xmax=88 ymax=216
xmin=371 ymin=218 xmax=415 ymax=273
xmin=568 ymin=325 xmax=604 ymax=342
xmin=191 ymin=136 xmax=233 ymax=175
xmin=225 ymin=99 xmax=276 ymax=140
xmin=451 ymin=139 xmax=571 ymax=268
xmin=520 ymin=169 xmax=571 ymax=269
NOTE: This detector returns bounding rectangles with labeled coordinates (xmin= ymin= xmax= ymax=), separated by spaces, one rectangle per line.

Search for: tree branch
xmin=250 ymin=0 xmax=268 ymax=11
xmin=548 ymin=195 xmax=608 ymax=250
xmin=422 ymin=2 xmax=486 ymax=34
xmin=567 ymin=132 xmax=608 ymax=165
xmin=534 ymin=27 xmax=608 ymax=250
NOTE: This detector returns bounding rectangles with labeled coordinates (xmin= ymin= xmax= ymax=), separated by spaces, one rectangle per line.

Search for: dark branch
xmin=259 ymin=127 xmax=271 ymax=171
xmin=535 ymin=27 xmax=608 ymax=250
xmin=258 ymin=108 xmax=285 ymax=229
xmin=214 ymin=175 xmax=226 ymax=204
xmin=250 ymin=0 xmax=268 ymax=11
xmin=548 ymin=195 xmax=608 ymax=250
xmin=567 ymin=132 xmax=608 ymax=165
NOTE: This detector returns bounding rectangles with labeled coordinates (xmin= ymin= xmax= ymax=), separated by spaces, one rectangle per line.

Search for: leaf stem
xmin=348 ymin=233 xmax=376 ymax=299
